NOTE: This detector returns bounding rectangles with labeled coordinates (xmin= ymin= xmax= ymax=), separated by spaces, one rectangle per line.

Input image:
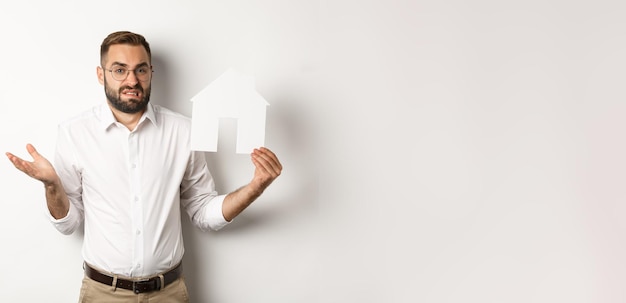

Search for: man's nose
xmin=125 ymin=70 xmax=139 ymax=84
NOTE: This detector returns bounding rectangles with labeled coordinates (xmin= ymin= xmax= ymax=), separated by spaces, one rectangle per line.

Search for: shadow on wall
xmin=151 ymin=48 xmax=320 ymax=301
xmin=181 ymin=93 xmax=320 ymax=302
xmin=150 ymin=54 xmax=189 ymax=116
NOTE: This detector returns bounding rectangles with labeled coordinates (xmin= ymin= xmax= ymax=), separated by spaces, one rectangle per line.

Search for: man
xmin=5 ymin=31 xmax=282 ymax=302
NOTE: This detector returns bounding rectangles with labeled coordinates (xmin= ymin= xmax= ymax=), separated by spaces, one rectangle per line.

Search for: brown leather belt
xmin=84 ymin=263 xmax=183 ymax=294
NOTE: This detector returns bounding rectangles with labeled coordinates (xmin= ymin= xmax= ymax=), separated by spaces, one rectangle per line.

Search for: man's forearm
xmin=45 ymin=179 xmax=70 ymax=219
xmin=222 ymin=184 xmax=264 ymax=222
xmin=220 ymin=147 xmax=282 ymax=222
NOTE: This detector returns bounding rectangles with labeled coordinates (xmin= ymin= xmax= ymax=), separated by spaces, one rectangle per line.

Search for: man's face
xmin=98 ymin=44 xmax=152 ymax=114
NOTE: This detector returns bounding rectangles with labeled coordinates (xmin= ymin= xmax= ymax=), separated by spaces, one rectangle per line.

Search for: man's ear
xmin=97 ymin=66 xmax=104 ymax=85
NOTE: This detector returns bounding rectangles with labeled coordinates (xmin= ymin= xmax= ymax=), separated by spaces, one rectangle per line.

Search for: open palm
xmin=6 ymin=144 xmax=58 ymax=185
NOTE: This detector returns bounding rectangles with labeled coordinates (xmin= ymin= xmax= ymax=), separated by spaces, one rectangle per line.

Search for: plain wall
xmin=1 ymin=0 xmax=625 ymax=302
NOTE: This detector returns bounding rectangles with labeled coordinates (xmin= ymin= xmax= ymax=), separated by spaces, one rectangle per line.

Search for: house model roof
xmin=190 ymin=68 xmax=269 ymax=154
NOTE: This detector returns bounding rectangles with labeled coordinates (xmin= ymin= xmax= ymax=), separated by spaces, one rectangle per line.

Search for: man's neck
xmin=108 ymin=104 xmax=145 ymax=131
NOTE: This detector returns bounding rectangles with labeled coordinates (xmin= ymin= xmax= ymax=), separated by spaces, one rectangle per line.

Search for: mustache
xmin=119 ymin=84 xmax=144 ymax=93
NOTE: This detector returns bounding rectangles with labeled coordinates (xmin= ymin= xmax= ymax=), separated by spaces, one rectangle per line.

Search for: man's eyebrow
xmin=109 ymin=62 xmax=150 ymax=68
xmin=109 ymin=62 xmax=128 ymax=67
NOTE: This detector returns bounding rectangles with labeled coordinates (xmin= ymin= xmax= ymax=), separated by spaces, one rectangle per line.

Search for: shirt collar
xmin=143 ymin=103 xmax=158 ymax=127
xmin=98 ymin=102 xmax=158 ymax=131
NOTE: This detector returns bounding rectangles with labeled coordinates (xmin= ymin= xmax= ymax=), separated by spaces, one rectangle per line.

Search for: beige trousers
xmin=78 ymin=275 xmax=190 ymax=303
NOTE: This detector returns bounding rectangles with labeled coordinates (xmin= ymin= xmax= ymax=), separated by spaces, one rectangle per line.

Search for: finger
xmin=252 ymin=149 xmax=281 ymax=176
xmin=251 ymin=155 xmax=277 ymax=177
xmin=254 ymin=148 xmax=282 ymax=172
xmin=6 ymin=152 xmax=23 ymax=166
xmin=253 ymin=148 xmax=282 ymax=174
xmin=257 ymin=147 xmax=279 ymax=162
xmin=6 ymin=152 xmax=33 ymax=174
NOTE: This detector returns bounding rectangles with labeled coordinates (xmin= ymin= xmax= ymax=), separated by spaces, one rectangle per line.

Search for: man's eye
xmin=114 ymin=68 xmax=126 ymax=74
xmin=137 ymin=67 xmax=148 ymax=74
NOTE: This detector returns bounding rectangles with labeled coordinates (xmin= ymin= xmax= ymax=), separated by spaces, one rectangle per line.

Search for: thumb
xmin=26 ymin=144 xmax=41 ymax=160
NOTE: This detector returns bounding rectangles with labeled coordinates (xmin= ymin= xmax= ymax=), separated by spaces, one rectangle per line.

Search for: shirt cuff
xmin=47 ymin=203 xmax=78 ymax=235
xmin=206 ymin=194 xmax=230 ymax=231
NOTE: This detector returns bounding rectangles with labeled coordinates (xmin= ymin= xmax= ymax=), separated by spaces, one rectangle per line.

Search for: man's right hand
xmin=6 ymin=144 xmax=59 ymax=185
xmin=7 ymin=144 xmax=70 ymax=219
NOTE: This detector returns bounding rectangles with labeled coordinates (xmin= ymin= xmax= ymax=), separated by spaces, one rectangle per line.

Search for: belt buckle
xmin=132 ymin=278 xmax=160 ymax=294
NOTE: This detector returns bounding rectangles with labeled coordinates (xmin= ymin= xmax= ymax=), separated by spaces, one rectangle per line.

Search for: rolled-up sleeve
xmin=48 ymin=203 xmax=83 ymax=235
xmin=50 ymin=124 xmax=85 ymax=235
xmin=180 ymin=151 xmax=230 ymax=231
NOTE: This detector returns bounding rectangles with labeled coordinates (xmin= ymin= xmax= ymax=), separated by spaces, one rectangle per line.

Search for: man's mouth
xmin=122 ymin=89 xmax=141 ymax=98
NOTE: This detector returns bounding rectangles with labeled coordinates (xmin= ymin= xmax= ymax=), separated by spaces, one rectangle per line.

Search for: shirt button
xmin=136 ymin=230 xmax=141 ymax=235
xmin=134 ymin=196 xmax=139 ymax=202
xmin=132 ymin=163 xmax=137 ymax=168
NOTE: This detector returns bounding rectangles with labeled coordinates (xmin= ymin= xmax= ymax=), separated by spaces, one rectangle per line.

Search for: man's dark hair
xmin=100 ymin=31 xmax=151 ymax=65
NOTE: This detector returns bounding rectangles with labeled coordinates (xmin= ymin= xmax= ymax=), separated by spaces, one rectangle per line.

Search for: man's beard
xmin=104 ymin=78 xmax=151 ymax=114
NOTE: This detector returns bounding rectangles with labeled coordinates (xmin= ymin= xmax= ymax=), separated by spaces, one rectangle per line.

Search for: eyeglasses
xmin=104 ymin=65 xmax=152 ymax=81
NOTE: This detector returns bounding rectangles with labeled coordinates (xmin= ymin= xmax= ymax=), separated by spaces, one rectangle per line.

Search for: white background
xmin=1 ymin=1 xmax=625 ymax=302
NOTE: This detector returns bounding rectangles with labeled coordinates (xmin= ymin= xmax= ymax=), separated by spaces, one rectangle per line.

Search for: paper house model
xmin=190 ymin=68 xmax=269 ymax=154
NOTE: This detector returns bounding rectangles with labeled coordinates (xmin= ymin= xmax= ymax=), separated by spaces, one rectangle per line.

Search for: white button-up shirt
xmin=50 ymin=102 xmax=229 ymax=277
